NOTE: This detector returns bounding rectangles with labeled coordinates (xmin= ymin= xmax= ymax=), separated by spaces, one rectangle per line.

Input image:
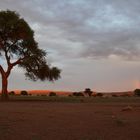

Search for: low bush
xmin=96 ymin=93 xmax=103 ymax=97
xmin=73 ymin=92 xmax=84 ymax=96
xmin=49 ymin=92 xmax=57 ymax=96
xmin=134 ymin=89 xmax=140 ymax=96
xmin=20 ymin=90 xmax=28 ymax=96
xmin=112 ymin=94 xmax=118 ymax=97
xmin=9 ymin=91 xmax=15 ymax=95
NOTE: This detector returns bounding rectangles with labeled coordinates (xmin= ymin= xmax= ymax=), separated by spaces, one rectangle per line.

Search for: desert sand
xmin=0 ymin=101 xmax=140 ymax=140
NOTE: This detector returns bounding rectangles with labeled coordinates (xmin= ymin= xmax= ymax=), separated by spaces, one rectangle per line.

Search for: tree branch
xmin=6 ymin=57 xmax=25 ymax=77
xmin=0 ymin=65 xmax=5 ymax=75
xmin=11 ymin=57 xmax=24 ymax=67
xmin=4 ymin=49 xmax=10 ymax=65
xmin=6 ymin=40 xmax=18 ymax=52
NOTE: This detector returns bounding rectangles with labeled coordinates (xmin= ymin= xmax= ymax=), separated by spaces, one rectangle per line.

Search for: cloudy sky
xmin=1 ymin=0 xmax=140 ymax=92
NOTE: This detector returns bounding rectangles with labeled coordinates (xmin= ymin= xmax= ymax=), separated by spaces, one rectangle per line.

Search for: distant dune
xmin=7 ymin=89 xmax=135 ymax=97
xmin=9 ymin=90 xmax=73 ymax=96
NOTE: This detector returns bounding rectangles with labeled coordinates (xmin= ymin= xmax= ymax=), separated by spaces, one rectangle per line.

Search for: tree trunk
xmin=1 ymin=75 xmax=9 ymax=101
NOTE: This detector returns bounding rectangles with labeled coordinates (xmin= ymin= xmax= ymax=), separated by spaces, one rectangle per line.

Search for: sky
xmin=0 ymin=0 xmax=140 ymax=92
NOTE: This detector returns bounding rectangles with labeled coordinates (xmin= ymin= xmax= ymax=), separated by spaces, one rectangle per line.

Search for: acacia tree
xmin=84 ymin=88 xmax=93 ymax=97
xmin=0 ymin=10 xmax=61 ymax=100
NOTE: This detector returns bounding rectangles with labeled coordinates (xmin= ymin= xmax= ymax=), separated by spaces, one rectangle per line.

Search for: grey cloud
xmin=1 ymin=0 xmax=140 ymax=92
xmin=1 ymin=0 xmax=140 ymax=61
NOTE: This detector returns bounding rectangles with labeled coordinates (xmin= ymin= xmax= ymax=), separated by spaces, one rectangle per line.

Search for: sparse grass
xmin=4 ymin=95 xmax=140 ymax=104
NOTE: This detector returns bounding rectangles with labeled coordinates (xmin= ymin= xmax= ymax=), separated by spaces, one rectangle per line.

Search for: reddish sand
xmin=0 ymin=102 xmax=140 ymax=140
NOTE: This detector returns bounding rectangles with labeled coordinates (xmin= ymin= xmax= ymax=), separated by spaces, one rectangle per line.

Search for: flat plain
xmin=0 ymin=96 xmax=140 ymax=140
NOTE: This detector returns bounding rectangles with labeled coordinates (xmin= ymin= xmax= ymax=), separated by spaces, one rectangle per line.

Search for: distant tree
xmin=84 ymin=88 xmax=93 ymax=97
xmin=0 ymin=10 xmax=61 ymax=100
xmin=134 ymin=89 xmax=140 ymax=96
xmin=20 ymin=90 xmax=28 ymax=96
xmin=49 ymin=92 xmax=57 ymax=96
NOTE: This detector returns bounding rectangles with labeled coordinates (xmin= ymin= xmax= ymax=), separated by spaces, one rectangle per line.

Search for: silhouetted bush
xmin=96 ymin=93 xmax=103 ymax=97
xmin=49 ymin=92 xmax=57 ymax=96
xmin=73 ymin=92 xmax=84 ymax=96
xmin=9 ymin=91 xmax=15 ymax=95
xmin=112 ymin=94 xmax=118 ymax=97
xmin=20 ymin=90 xmax=28 ymax=96
xmin=134 ymin=89 xmax=140 ymax=96
xmin=68 ymin=94 xmax=72 ymax=97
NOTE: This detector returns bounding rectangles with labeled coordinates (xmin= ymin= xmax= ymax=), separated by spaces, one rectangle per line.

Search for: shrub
xmin=134 ymin=89 xmax=140 ymax=96
xmin=68 ymin=94 xmax=72 ymax=97
xmin=9 ymin=91 xmax=15 ymax=95
xmin=112 ymin=94 xmax=118 ymax=97
xmin=96 ymin=93 xmax=103 ymax=97
xmin=20 ymin=90 xmax=28 ymax=96
xmin=73 ymin=92 xmax=84 ymax=96
xmin=49 ymin=92 xmax=57 ymax=96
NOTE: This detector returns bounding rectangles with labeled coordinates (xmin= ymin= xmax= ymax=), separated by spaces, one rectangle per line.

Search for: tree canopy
xmin=0 ymin=10 xmax=61 ymax=100
xmin=84 ymin=88 xmax=93 ymax=97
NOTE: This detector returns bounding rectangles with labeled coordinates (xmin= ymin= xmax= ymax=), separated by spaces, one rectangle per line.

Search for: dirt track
xmin=0 ymin=102 xmax=140 ymax=140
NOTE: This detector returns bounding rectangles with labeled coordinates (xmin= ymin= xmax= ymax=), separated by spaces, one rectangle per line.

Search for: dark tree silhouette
xmin=84 ymin=88 xmax=93 ymax=97
xmin=0 ymin=10 xmax=61 ymax=100
xmin=134 ymin=89 xmax=140 ymax=96
xmin=20 ymin=90 xmax=28 ymax=96
xmin=49 ymin=92 xmax=57 ymax=96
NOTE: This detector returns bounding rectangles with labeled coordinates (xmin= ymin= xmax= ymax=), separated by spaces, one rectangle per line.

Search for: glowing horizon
xmin=1 ymin=0 xmax=140 ymax=92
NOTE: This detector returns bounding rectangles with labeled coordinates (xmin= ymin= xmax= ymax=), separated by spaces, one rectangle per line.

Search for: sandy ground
xmin=0 ymin=102 xmax=140 ymax=140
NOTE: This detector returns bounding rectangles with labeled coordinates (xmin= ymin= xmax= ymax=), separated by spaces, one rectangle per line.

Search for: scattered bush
xmin=68 ymin=94 xmax=72 ymax=97
xmin=112 ymin=94 xmax=118 ymax=97
xmin=49 ymin=92 xmax=57 ymax=96
xmin=9 ymin=91 xmax=15 ymax=95
xmin=96 ymin=93 xmax=103 ymax=97
xmin=20 ymin=90 xmax=28 ymax=96
xmin=73 ymin=92 xmax=84 ymax=96
xmin=134 ymin=89 xmax=140 ymax=96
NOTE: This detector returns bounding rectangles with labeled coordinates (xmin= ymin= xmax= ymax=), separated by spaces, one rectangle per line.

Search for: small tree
xmin=9 ymin=91 xmax=15 ymax=95
xmin=49 ymin=92 xmax=57 ymax=96
xmin=134 ymin=89 xmax=140 ymax=96
xmin=84 ymin=88 xmax=93 ymax=97
xmin=0 ymin=10 xmax=61 ymax=100
xmin=20 ymin=90 xmax=28 ymax=96
xmin=73 ymin=92 xmax=84 ymax=96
